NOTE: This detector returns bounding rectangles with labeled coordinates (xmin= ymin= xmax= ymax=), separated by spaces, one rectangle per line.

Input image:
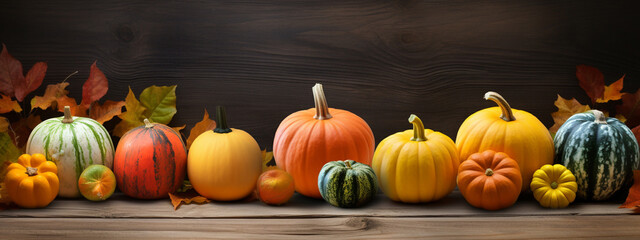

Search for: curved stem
xmin=62 ymin=106 xmax=74 ymax=123
xmin=409 ymin=114 xmax=427 ymax=141
xmin=143 ymin=119 xmax=154 ymax=128
xmin=312 ymin=83 xmax=332 ymax=120
xmin=485 ymin=168 xmax=494 ymax=176
xmin=214 ymin=106 xmax=232 ymax=133
xmin=484 ymin=91 xmax=516 ymax=122
xmin=26 ymin=167 xmax=38 ymax=176
xmin=344 ymin=160 xmax=352 ymax=169
xmin=590 ymin=110 xmax=607 ymax=124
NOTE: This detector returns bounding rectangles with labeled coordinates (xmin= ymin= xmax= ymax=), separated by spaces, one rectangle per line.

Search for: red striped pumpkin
xmin=114 ymin=119 xmax=187 ymax=199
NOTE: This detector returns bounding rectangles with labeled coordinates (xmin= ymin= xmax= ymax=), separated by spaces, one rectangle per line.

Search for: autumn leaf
xmin=168 ymin=190 xmax=210 ymax=210
xmin=576 ymin=65 xmax=605 ymax=104
xmin=0 ymin=44 xmax=47 ymax=102
xmin=15 ymin=61 xmax=47 ymax=102
xmin=89 ymin=100 xmax=125 ymax=124
xmin=172 ymin=125 xmax=185 ymax=134
xmin=617 ymin=89 xmax=640 ymax=128
xmin=620 ymin=170 xmax=640 ymax=210
xmin=549 ymin=94 xmax=591 ymax=133
xmin=55 ymin=95 xmax=87 ymax=117
xmin=7 ymin=114 xmax=41 ymax=149
xmin=632 ymin=126 xmax=640 ymax=149
xmin=596 ymin=75 xmax=624 ymax=103
xmin=0 ymin=94 xmax=21 ymax=114
xmin=139 ymin=85 xmax=177 ymax=125
xmin=0 ymin=44 xmax=23 ymax=98
xmin=0 ymin=117 xmax=8 ymax=133
xmin=31 ymin=82 xmax=70 ymax=110
xmin=114 ymin=87 xmax=147 ymax=137
xmin=262 ymin=149 xmax=278 ymax=172
xmin=80 ymin=61 xmax=108 ymax=107
xmin=0 ymin=132 xmax=20 ymax=175
xmin=186 ymin=109 xmax=216 ymax=149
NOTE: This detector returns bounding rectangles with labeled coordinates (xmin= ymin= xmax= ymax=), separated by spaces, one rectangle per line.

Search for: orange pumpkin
xmin=457 ymin=150 xmax=522 ymax=210
xmin=273 ymin=83 xmax=375 ymax=198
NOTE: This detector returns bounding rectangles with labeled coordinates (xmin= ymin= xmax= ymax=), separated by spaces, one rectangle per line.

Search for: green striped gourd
xmin=318 ymin=160 xmax=377 ymax=208
xmin=26 ymin=106 xmax=115 ymax=198
xmin=554 ymin=110 xmax=639 ymax=201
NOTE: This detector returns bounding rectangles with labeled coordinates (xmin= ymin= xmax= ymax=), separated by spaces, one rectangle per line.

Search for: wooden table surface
xmin=1 ymin=191 xmax=638 ymax=239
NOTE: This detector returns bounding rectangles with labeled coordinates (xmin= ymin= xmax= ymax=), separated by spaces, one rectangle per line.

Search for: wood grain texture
xmin=1 ymin=1 xmax=639 ymax=148
xmin=2 ymin=216 xmax=640 ymax=239
xmin=0 ymin=192 xmax=630 ymax=219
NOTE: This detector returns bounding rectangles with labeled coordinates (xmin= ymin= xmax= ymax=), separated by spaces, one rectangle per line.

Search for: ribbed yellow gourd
xmin=372 ymin=114 xmax=459 ymax=203
xmin=530 ymin=164 xmax=578 ymax=208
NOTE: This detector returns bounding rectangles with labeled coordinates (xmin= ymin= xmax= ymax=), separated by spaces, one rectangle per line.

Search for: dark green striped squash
xmin=318 ymin=160 xmax=377 ymax=208
xmin=114 ymin=119 xmax=187 ymax=199
xmin=26 ymin=106 xmax=115 ymax=198
xmin=554 ymin=110 xmax=639 ymax=201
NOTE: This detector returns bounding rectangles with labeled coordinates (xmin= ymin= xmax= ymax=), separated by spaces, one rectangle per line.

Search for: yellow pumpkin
xmin=530 ymin=164 xmax=578 ymax=208
xmin=4 ymin=154 xmax=59 ymax=208
xmin=188 ymin=106 xmax=262 ymax=201
xmin=372 ymin=114 xmax=459 ymax=203
xmin=456 ymin=91 xmax=554 ymax=191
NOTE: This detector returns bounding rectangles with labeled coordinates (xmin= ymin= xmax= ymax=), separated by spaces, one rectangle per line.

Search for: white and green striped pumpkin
xmin=26 ymin=106 xmax=115 ymax=198
xmin=554 ymin=110 xmax=639 ymax=201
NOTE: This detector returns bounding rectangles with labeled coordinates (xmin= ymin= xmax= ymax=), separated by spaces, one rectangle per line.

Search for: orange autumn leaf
xmin=89 ymin=100 xmax=126 ymax=124
xmin=81 ymin=61 xmax=108 ymax=107
xmin=55 ymin=95 xmax=85 ymax=117
xmin=620 ymin=170 xmax=640 ymax=209
xmin=549 ymin=94 xmax=591 ymax=133
xmin=186 ymin=109 xmax=216 ymax=149
xmin=0 ymin=94 xmax=21 ymax=114
xmin=172 ymin=125 xmax=186 ymax=134
xmin=596 ymin=75 xmax=625 ymax=103
xmin=632 ymin=126 xmax=640 ymax=150
xmin=576 ymin=65 xmax=605 ymax=104
xmin=168 ymin=190 xmax=210 ymax=210
xmin=31 ymin=82 xmax=70 ymax=111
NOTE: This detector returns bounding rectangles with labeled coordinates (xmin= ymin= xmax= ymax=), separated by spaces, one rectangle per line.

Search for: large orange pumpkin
xmin=457 ymin=150 xmax=522 ymax=210
xmin=273 ymin=83 xmax=375 ymax=198
xmin=455 ymin=91 xmax=554 ymax=191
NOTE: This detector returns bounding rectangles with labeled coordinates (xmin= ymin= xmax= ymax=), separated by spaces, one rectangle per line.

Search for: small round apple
xmin=256 ymin=169 xmax=295 ymax=205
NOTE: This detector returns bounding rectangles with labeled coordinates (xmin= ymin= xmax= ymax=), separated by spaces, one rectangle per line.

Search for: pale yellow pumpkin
xmin=188 ymin=106 xmax=262 ymax=201
xmin=530 ymin=164 xmax=578 ymax=208
xmin=372 ymin=114 xmax=459 ymax=203
xmin=456 ymin=91 xmax=554 ymax=191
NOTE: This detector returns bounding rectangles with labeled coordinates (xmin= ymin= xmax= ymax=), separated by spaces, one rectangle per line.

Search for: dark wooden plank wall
xmin=1 ymin=1 xmax=639 ymax=149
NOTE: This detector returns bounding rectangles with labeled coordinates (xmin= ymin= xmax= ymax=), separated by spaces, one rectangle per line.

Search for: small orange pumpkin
xmin=4 ymin=154 xmax=59 ymax=208
xmin=273 ymin=83 xmax=375 ymax=198
xmin=457 ymin=150 xmax=522 ymax=210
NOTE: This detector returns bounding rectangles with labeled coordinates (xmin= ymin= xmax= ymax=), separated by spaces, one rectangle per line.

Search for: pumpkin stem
xmin=61 ymin=106 xmax=74 ymax=123
xmin=551 ymin=182 xmax=558 ymax=189
xmin=590 ymin=110 xmax=607 ymax=124
xmin=26 ymin=167 xmax=38 ymax=176
xmin=484 ymin=91 xmax=516 ymax=122
xmin=143 ymin=119 xmax=155 ymax=128
xmin=485 ymin=168 xmax=494 ymax=176
xmin=312 ymin=83 xmax=333 ymax=120
xmin=214 ymin=106 xmax=232 ymax=133
xmin=409 ymin=114 xmax=427 ymax=141
xmin=344 ymin=160 xmax=352 ymax=169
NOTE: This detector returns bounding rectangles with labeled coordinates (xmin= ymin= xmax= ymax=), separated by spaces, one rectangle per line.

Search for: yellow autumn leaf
xmin=596 ymin=75 xmax=624 ymax=103
xmin=0 ymin=117 xmax=8 ymax=133
xmin=262 ymin=149 xmax=278 ymax=172
xmin=113 ymin=87 xmax=147 ymax=137
xmin=0 ymin=95 xmax=21 ymax=114
xmin=549 ymin=94 xmax=591 ymax=133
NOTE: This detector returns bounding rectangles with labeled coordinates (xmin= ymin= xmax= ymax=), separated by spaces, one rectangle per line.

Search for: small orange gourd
xmin=273 ymin=83 xmax=375 ymax=198
xmin=4 ymin=154 xmax=59 ymax=208
xmin=457 ymin=150 xmax=522 ymax=210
